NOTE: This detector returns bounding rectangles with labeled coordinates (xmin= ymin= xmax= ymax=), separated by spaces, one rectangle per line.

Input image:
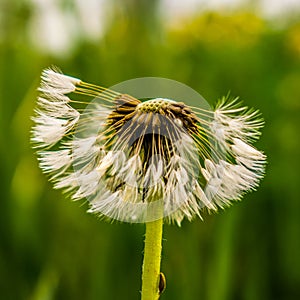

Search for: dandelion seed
xmin=31 ymin=67 xmax=266 ymax=225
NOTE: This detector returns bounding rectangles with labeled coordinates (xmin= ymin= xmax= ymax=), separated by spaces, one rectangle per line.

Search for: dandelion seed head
xmin=31 ymin=67 xmax=267 ymax=225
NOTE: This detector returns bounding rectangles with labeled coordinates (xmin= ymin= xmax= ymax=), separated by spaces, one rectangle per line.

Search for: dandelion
xmin=31 ymin=67 xmax=266 ymax=299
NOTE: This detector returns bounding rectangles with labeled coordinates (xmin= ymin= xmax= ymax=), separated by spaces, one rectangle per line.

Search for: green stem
xmin=141 ymin=218 xmax=164 ymax=300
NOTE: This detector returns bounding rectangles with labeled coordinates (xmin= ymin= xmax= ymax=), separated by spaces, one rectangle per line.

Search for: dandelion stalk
xmin=141 ymin=218 xmax=164 ymax=300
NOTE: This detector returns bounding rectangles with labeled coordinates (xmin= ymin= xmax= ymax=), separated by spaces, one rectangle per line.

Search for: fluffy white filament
xmin=32 ymin=69 xmax=81 ymax=147
xmin=39 ymin=68 xmax=81 ymax=95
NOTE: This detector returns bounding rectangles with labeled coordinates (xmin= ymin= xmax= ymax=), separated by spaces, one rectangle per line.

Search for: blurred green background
xmin=1 ymin=0 xmax=300 ymax=299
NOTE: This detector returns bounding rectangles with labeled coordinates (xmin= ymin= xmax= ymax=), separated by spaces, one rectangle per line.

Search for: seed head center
xmin=136 ymin=98 xmax=174 ymax=113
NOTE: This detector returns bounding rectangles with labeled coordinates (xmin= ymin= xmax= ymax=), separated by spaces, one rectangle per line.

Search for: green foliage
xmin=1 ymin=1 xmax=300 ymax=299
